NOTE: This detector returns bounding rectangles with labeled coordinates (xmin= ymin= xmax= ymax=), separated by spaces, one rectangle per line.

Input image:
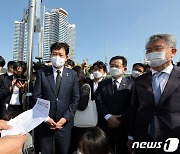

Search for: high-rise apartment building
xmin=13 ymin=9 xmax=28 ymax=62
xmin=67 ymin=24 xmax=76 ymax=60
xmin=13 ymin=6 xmax=76 ymax=62
xmin=13 ymin=20 xmax=28 ymax=61
xmin=43 ymin=8 xmax=69 ymax=61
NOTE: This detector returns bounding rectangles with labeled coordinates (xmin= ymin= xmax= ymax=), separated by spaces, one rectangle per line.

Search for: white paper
xmin=1 ymin=98 xmax=50 ymax=137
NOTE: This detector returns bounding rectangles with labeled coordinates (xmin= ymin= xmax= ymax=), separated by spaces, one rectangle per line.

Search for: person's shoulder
xmin=173 ymin=65 xmax=180 ymax=73
xmin=82 ymin=83 xmax=91 ymax=89
xmin=37 ymin=66 xmax=52 ymax=73
xmin=0 ymin=72 xmax=8 ymax=79
xmin=134 ymin=71 xmax=151 ymax=83
xmin=63 ymin=67 xmax=77 ymax=77
xmin=99 ymin=78 xmax=112 ymax=86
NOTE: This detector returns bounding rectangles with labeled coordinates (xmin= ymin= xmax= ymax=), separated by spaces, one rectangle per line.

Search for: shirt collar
xmin=112 ymin=77 xmax=123 ymax=84
xmin=52 ymin=66 xmax=64 ymax=74
xmin=7 ymin=72 xmax=13 ymax=76
xmin=151 ymin=64 xmax=173 ymax=75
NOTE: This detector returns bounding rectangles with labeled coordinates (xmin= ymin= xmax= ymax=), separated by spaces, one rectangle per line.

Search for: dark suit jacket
xmin=33 ymin=66 xmax=79 ymax=127
xmin=95 ymin=77 xmax=132 ymax=134
xmin=0 ymin=73 xmax=14 ymax=104
xmin=0 ymin=72 xmax=24 ymax=118
xmin=129 ymin=66 xmax=180 ymax=153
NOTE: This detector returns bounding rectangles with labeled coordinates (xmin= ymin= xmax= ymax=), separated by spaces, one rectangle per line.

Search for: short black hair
xmin=0 ymin=56 xmax=5 ymax=67
xmin=109 ymin=56 xmax=127 ymax=67
xmin=13 ymin=61 xmax=27 ymax=73
xmin=73 ymin=66 xmax=87 ymax=86
xmin=88 ymin=66 xmax=94 ymax=73
xmin=79 ymin=127 xmax=111 ymax=154
xmin=50 ymin=42 xmax=69 ymax=55
xmin=132 ymin=63 xmax=145 ymax=70
xmin=7 ymin=61 xmax=16 ymax=69
xmin=92 ymin=61 xmax=107 ymax=72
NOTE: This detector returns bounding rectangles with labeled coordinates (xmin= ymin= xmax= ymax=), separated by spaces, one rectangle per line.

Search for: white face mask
xmin=51 ymin=56 xmax=65 ymax=68
xmin=110 ymin=67 xmax=123 ymax=77
xmin=131 ymin=70 xmax=143 ymax=78
xmin=93 ymin=71 xmax=103 ymax=79
xmin=145 ymin=52 xmax=167 ymax=67
xmin=89 ymin=73 xmax=94 ymax=80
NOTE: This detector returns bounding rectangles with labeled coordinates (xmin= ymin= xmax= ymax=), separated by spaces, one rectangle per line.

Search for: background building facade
xmin=13 ymin=6 xmax=76 ymax=62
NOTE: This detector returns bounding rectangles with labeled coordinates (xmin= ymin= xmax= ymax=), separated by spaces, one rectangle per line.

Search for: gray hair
xmin=145 ymin=34 xmax=177 ymax=49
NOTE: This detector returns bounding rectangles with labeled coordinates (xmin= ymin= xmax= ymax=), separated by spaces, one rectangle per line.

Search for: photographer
xmin=0 ymin=61 xmax=27 ymax=119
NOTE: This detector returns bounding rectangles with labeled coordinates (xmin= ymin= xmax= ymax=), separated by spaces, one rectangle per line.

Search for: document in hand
xmin=1 ymin=98 xmax=50 ymax=137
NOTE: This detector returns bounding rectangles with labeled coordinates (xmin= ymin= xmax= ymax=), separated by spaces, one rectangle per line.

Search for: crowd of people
xmin=0 ymin=33 xmax=180 ymax=154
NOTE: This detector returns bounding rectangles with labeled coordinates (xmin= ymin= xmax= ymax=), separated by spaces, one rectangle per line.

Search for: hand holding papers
xmin=1 ymin=98 xmax=50 ymax=137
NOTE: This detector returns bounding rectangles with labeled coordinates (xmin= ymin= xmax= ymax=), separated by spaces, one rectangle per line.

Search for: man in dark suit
xmin=128 ymin=34 xmax=180 ymax=154
xmin=95 ymin=56 xmax=132 ymax=154
xmin=33 ymin=42 xmax=79 ymax=154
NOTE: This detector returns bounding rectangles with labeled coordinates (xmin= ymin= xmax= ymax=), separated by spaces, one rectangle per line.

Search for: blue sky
xmin=1 ymin=0 xmax=180 ymax=72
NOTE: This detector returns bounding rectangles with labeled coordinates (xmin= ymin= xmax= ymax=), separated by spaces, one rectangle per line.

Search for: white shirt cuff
xmin=44 ymin=116 xmax=50 ymax=122
xmin=128 ymin=135 xmax=134 ymax=140
xmin=104 ymin=114 xmax=112 ymax=120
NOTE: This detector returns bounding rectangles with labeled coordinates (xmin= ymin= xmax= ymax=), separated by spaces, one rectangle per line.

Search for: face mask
xmin=77 ymin=149 xmax=83 ymax=154
xmin=145 ymin=52 xmax=167 ymax=67
xmin=89 ymin=73 xmax=94 ymax=80
xmin=132 ymin=70 xmax=143 ymax=78
xmin=51 ymin=56 xmax=65 ymax=68
xmin=110 ymin=67 xmax=123 ymax=77
xmin=93 ymin=71 xmax=103 ymax=79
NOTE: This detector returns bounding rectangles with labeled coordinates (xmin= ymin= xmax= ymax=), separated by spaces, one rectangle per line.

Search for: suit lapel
xmin=46 ymin=67 xmax=56 ymax=97
xmin=142 ymin=72 xmax=155 ymax=106
xmin=106 ymin=79 xmax=113 ymax=95
xmin=158 ymin=66 xmax=180 ymax=106
xmin=58 ymin=67 xmax=68 ymax=96
xmin=119 ymin=77 xmax=129 ymax=90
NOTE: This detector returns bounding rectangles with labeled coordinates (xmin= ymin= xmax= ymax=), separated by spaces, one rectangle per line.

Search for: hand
xmin=10 ymin=79 xmax=17 ymax=92
xmin=56 ymin=118 xmax=67 ymax=129
xmin=0 ymin=120 xmax=12 ymax=133
xmin=46 ymin=118 xmax=57 ymax=129
xmin=127 ymin=139 xmax=134 ymax=153
xmin=16 ymin=81 xmax=27 ymax=91
xmin=0 ymin=134 xmax=27 ymax=154
xmin=107 ymin=115 xmax=121 ymax=129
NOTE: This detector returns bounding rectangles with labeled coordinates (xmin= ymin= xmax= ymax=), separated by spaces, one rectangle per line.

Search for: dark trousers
xmin=37 ymin=123 xmax=72 ymax=154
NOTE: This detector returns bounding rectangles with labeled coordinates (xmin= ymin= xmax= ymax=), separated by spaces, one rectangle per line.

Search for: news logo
xmin=132 ymin=138 xmax=179 ymax=152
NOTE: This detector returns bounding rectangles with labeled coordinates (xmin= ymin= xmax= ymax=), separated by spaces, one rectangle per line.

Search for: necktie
xmin=113 ymin=80 xmax=118 ymax=93
xmin=150 ymin=72 xmax=163 ymax=138
xmin=56 ymin=70 xmax=61 ymax=94
xmin=152 ymin=72 xmax=163 ymax=105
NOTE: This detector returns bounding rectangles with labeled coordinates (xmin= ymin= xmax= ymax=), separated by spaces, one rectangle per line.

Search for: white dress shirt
xmin=104 ymin=77 xmax=123 ymax=121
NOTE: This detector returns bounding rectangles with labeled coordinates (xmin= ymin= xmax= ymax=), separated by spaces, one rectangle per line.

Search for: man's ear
xmin=171 ymin=48 xmax=177 ymax=57
xmin=65 ymin=56 xmax=68 ymax=61
xmin=124 ymin=67 xmax=127 ymax=72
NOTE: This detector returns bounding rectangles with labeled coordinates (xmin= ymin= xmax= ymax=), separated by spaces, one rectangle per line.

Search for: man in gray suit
xmin=128 ymin=34 xmax=180 ymax=154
